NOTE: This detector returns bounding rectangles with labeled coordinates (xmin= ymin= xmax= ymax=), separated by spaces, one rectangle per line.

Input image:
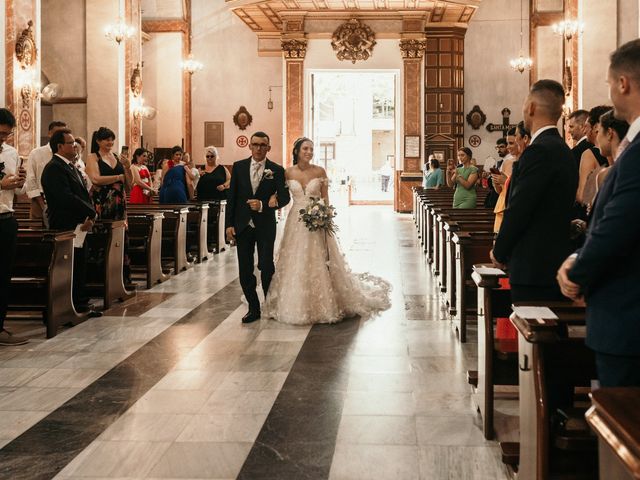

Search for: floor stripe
xmin=0 ymin=280 xmax=243 ymax=480
xmin=238 ymin=317 xmax=360 ymax=479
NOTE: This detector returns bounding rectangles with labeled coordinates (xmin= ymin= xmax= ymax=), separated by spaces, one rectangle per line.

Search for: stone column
xmin=282 ymin=38 xmax=306 ymax=168
xmin=396 ymin=16 xmax=426 ymax=212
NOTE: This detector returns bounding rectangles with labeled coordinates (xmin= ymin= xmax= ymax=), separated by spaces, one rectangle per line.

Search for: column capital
xmin=399 ymin=39 xmax=427 ymax=59
xmin=281 ymin=39 xmax=307 ymax=59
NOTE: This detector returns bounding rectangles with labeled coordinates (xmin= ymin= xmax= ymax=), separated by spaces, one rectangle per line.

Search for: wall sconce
xmin=562 ymin=102 xmax=573 ymax=118
xmin=267 ymin=85 xmax=282 ymax=111
xmin=181 ymin=54 xmax=203 ymax=74
xmin=552 ymin=20 xmax=584 ymax=41
xmin=105 ymin=19 xmax=135 ymax=44
xmin=132 ymin=97 xmax=157 ymax=120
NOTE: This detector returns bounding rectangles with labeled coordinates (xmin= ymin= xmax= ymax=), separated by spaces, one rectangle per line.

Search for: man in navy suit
xmin=557 ymin=39 xmax=640 ymax=387
xmin=491 ymin=79 xmax=578 ymax=302
xmin=225 ymin=132 xmax=290 ymax=324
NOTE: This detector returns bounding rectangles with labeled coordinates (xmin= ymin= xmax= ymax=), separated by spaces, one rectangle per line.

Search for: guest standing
xmin=0 ymin=109 xmax=28 ymax=346
xmin=567 ymin=109 xmax=591 ymax=170
xmin=159 ymin=146 xmax=191 ymax=203
xmin=86 ymin=127 xmax=131 ymax=220
xmin=576 ymin=105 xmax=611 ymax=206
xmin=446 ymin=147 xmax=478 ymax=208
xmin=129 ymin=148 xmax=154 ymax=204
xmin=423 ymin=157 xmax=444 ymax=188
xmin=593 ymin=110 xmax=629 ymax=191
xmin=196 ymin=146 xmax=230 ymax=201
xmin=41 ymin=128 xmax=99 ymax=315
xmin=492 ymin=79 xmax=578 ymax=302
xmin=557 ymin=39 xmax=640 ymax=387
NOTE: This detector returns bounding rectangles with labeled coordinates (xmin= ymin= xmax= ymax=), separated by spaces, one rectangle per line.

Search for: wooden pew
xmin=586 ymin=388 xmax=640 ymax=480
xmin=85 ymin=220 xmax=136 ymax=309
xmin=127 ymin=204 xmax=193 ymax=274
xmin=128 ymin=213 xmax=170 ymax=289
xmin=507 ymin=303 xmax=597 ymax=480
xmin=450 ymin=231 xmax=494 ymax=342
xmin=8 ymin=229 xmax=87 ymax=338
xmin=470 ymin=264 xmax=517 ymax=440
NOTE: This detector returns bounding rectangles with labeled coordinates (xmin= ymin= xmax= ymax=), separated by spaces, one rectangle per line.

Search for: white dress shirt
xmin=250 ymin=158 xmax=265 ymax=194
xmin=625 ymin=115 xmax=640 ymax=143
xmin=529 ymin=125 xmax=558 ymax=145
xmin=25 ymin=144 xmax=52 ymax=199
xmin=0 ymin=144 xmax=27 ymax=213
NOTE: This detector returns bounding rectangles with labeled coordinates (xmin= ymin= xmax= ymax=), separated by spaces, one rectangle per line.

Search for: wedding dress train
xmin=263 ymin=177 xmax=391 ymax=325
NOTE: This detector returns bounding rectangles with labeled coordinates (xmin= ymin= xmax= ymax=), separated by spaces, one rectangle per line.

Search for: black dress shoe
xmin=242 ymin=311 xmax=261 ymax=324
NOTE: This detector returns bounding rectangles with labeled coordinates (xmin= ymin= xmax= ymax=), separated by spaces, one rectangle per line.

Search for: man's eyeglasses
xmin=251 ymin=143 xmax=269 ymax=149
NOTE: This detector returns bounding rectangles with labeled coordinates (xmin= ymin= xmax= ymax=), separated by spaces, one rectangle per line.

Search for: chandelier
xmin=104 ymin=19 xmax=135 ymax=44
xmin=181 ymin=54 xmax=203 ymax=74
xmin=552 ymin=20 xmax=584 ymax=41
xmin=509 ymin=0 xmax=533 ymax=74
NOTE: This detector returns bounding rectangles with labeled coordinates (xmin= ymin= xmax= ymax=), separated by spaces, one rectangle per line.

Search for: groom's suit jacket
xmin=568 ymin=133 xmax=640 ymax=356
xmin=225 ymin=157 xmax=290 ymax=235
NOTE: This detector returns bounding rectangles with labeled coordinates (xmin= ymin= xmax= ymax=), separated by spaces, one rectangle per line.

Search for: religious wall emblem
xmin=486 ymin=107 xmax=517 ymax=137
xmin=331 ymin=19 xmax=376 ymax=64
xmin=233 ymin=106 xmax=253 ymax=131
xmin=15 ymin=21 xmax=37 ymax=69
xmin=466 ymin=105 xmax=486 ymax=130
xmin=468 ymin=135 xmax=481 ymax=148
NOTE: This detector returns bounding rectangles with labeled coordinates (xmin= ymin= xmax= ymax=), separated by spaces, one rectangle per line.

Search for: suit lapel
xmin=254 ymin=159 xmax=272 ymax=196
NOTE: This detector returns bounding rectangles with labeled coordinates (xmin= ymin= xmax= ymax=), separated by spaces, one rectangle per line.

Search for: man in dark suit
xmin=557 ymin=39 xmax=640 ymax=387
xmin=225 ymin=132 xmax=290 ymax=323
xmin=41 ymin=128 xmax=99 ymax=314
xmin=567 ymin=109 xmax=590 ymax=170
xmin=491 ymin=79 xmax=578 ymax=302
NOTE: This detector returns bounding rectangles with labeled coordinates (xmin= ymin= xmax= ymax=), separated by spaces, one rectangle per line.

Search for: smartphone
xmin=121 ymin=145 xmax=129 ymax=157
xmin=489 ymin=167 xmax=501 ymax=175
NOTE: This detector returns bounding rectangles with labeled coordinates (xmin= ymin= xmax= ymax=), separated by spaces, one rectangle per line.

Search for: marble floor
xmin=0 ymin=206 xmax=511 ymax=480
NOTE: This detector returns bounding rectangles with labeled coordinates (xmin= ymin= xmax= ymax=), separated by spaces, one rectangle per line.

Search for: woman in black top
xmin=196 ymin=146 xmax=230 ymax=201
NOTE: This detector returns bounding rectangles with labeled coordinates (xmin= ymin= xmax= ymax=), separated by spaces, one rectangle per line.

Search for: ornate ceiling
xmin=225 ymin=0 xmax=480 ymax=34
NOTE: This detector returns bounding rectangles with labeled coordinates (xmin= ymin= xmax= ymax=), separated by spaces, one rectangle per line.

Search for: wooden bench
xmin=127 ymin=212 xmax=170 ymax=289
xmin=8 ymin=229 xmax=87 ymax=338
xmin=586 ymin=388 xmax=640 ymax=480
xmin=506 ymin=303 xmax=597 ymax=480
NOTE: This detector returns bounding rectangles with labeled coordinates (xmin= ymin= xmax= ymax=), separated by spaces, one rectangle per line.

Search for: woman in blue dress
xmin=423 ymin=157 xmax=444 ymax=188
xmin=159 ymin=146 xmax=192 ymax=203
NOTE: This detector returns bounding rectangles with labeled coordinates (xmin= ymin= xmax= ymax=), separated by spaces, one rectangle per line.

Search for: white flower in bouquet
xmin=298 ymin=196 xmax=338 ymax=236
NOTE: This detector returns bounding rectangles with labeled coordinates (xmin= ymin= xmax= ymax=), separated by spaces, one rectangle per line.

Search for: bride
xmin=262 ymin=137 xmax=391 ymax=325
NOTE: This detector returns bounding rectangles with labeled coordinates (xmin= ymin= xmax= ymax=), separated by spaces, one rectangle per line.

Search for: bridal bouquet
xmin=298 ymin=197 xmax=338 ymax=236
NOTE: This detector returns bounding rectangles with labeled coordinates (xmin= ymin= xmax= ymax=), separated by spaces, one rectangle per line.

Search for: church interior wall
xmin=463 ymin=0 xmax=530 ymax=164
xmin=190 ymin=0 xmax=283 ymax=166
xmin=1 ymin=4 xmax=5 ymax=107
xmin=617 ymin=0 xmax=640 ymax=46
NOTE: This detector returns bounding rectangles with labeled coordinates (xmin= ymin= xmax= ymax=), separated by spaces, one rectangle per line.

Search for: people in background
xmin=492 ymin=79 xmax=577 ymax=302
xmin=557 ymin=39 xmax=640 ymax=387
xmin=492 ymin=127 xmax=519 ymax=232
xmin=184 ymin=152 xmax=200 ymax=191
xmin=379 ymin=160 xmax=393 ymax=192
xmin=25 ymin=120 xmax=67 ymax=226
xmin=0 ymin=108 xmax=28 ymax=346
xmin=72 ymin=136 xmax=91 ymax=191
xmin=593 ymin=109 xmax=630 ymax=191
xmin=484 ymin=137 xmax=510 ymax=208
xmin=576 ymin=105 xmax=611 ymax=207
xmin=196 ymin=146 xmax=230 ymax=201
xmin=446 ymin=147 xmax=478 ymax=208
xmin=567 ymin=109 xmax=590 ymax=170
xmin=423 ymin=157 xmax=444 ymax=188
xmin=129 ymin=148 xmax=154 ymax=204
xmin=159 ymin=146 xmax=191 ymax=203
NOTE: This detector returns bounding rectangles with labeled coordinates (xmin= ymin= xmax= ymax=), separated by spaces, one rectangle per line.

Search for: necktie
xmin=615 ymin=137 xmax=630 ymax=162
xmin=70 ymin=163 xmax=87 ymax=188
xmin=251 ymin=162 xmax=262 ymax=193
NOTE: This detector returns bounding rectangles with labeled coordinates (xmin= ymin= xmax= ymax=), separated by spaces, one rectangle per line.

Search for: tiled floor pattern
xmin=0 ymin=207 xmax=510 ymax=479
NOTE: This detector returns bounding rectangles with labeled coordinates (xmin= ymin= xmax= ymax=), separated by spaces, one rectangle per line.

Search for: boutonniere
xmin=263 ymin=169 xmax=274 ymax=180
xmin=0 ymin=162 xmax=5 ymax=181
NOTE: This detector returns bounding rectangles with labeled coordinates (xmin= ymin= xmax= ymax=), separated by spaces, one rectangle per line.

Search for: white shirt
xmin=0 ymin=144 xmax=27 ymax=213
xmin=625 ymin=115 xmax=640 ymax=143
xmin=529 ymin=125 xmax=558 ymax=145
xmin=575 ymin=136 xmax=588 ymax=146
xmin=25 ymin=144 xmax=52 ymax=199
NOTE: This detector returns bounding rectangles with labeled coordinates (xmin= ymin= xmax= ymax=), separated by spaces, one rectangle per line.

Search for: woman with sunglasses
xmin=195 ymin=146 xmax=230 ymax=201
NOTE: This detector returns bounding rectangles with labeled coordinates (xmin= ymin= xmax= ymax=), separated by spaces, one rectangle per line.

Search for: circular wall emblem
xmin=468 ymin=135 xmax=481 ymax=148
xmin=236 ymin=135 xmax=249 ymax=148
xmin=19 ymin=110 xmax=32 ymax=131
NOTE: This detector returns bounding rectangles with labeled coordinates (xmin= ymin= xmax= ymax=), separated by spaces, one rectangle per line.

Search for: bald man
xmin=491 ymin=79 xmax=578 ymax=302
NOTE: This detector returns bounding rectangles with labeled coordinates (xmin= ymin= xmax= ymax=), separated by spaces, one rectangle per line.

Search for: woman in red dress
xmin=129 ymin=148 xmax=154 ymax=204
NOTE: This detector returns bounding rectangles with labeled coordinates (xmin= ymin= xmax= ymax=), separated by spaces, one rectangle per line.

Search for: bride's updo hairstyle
xmin=292 ymin=137 xmax=312 ymax=166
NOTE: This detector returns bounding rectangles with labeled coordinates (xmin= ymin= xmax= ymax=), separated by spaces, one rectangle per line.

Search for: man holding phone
xmin=0 ymin=108 xmax=29 ymax=346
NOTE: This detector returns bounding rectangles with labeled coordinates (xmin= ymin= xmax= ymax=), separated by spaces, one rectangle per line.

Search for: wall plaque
xmin=204 ymin=121 xmax=224 ymax=147
xmin=466 ymin=105 xmax=486 ymax=130
xmin=233 ymin=106 xmax=253 ymax=131
xmin=404 ymin=135 xmax=420 ymax=158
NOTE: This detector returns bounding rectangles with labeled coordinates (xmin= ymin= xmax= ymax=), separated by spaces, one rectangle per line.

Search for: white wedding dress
xmin=263 ymin=177 xmax=392 ymax=325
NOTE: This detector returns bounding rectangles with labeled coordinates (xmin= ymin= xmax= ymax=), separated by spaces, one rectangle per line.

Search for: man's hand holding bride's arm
xmin=275 ymin=166 xmax=291 ymax=208
xmin=268 ymin=193 xmax=278 ymax=208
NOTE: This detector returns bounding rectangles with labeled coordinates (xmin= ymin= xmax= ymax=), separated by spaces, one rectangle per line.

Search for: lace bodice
xmin=287 ymin=177 xmax=327 ymax=206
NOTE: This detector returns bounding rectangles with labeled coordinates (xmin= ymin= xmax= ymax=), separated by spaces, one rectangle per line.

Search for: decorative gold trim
xmin=331 ymin=18 xmax=376 ymax=64
xmin=281 ymin=39 xmax=307 ymax=58
xmin=399 ymin=38 xmax=426 ymax=58
xmin=15 ymin=20 xmax=37 ymax=69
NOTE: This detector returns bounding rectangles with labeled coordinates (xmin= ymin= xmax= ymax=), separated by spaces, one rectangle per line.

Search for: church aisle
xmin=0 ymin=207 xmax=509 ymax=480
